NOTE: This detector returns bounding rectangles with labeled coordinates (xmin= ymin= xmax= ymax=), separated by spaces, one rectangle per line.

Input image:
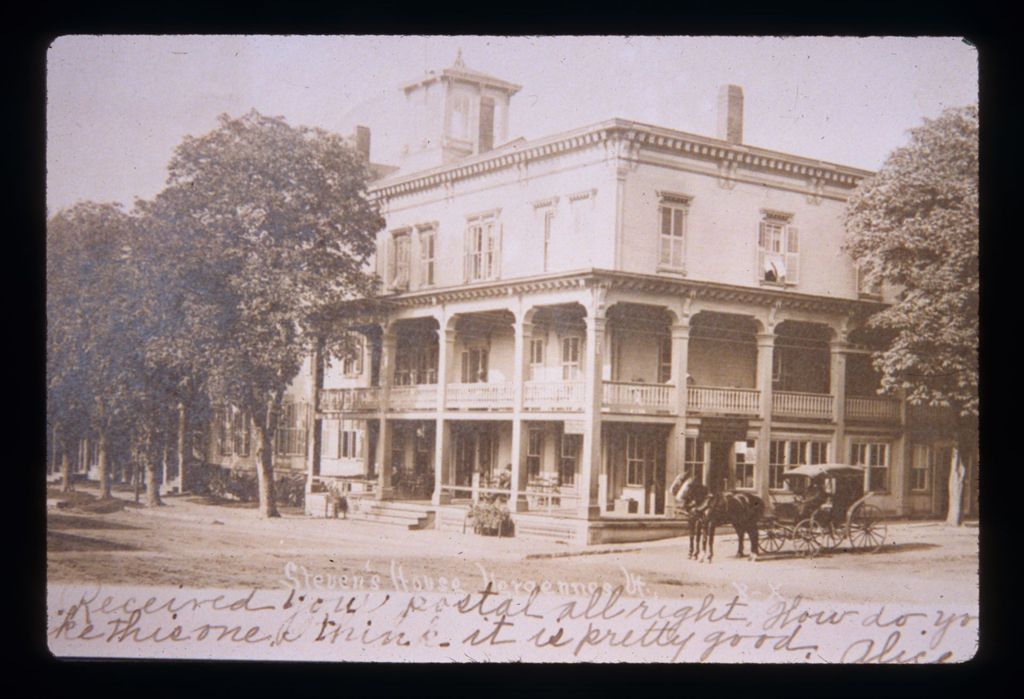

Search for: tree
xmin=844 ymin=105 xmax=978 ymax=525
xmin=47 ymin=202 xmax=140 ymax=499
xmin=145 ymin=111 xmax=384 ymax=517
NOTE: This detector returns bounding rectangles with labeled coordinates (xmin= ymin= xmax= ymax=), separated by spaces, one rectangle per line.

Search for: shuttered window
xmin=758 ymin=217 xmax=800 ymax=285
xmin=464 ymin=215 xmax=501 ymax=282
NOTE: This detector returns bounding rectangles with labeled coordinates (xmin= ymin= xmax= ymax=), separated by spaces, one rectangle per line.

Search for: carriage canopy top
xmin=781 ymin=463 xmax=867 ymax=480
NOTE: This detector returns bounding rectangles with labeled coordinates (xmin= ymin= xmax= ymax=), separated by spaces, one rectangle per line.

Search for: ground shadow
xmin=47 ymin=530 xmax=140 ymax=553
xmin=47 ymin=513 xmax=140 ymax=532
xmin=751 ymin=541 xmax=939 ymax=562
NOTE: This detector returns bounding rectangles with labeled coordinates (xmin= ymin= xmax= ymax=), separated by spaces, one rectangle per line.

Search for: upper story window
xmin=461 ymin=347 xmax=489 ymax=383
xmin=385 ymin=229 xmax=412 ymax=291
xmin=856 ymin=263 xmax=881 ymax=298
xmin=532 ymin=197 xmax=559 ymax=273
xmin=464 ymin=212 xmax=501 ymax=282
xmin=529 ymin=338 xmax=545 ymax=380
xmin=657 ymin=336 xmax=672 ymax=384
xmin=657 ymin=192 xmax=691 ymax=272
xmin=561 ymin=336 xmax=581 ymax=380
xmin=341 ymin=334 xmax=364 ymax=377
xmin=417 ymin=225 xmax=436 ymax=287
xmin=758 ymin=211 xmax=799 ymax=285
xmin=478 ymin=96 xmax=495 ymax=153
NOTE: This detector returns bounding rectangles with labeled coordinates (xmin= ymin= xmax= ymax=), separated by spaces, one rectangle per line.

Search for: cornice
xmin=370 ymin=119 xmax=874 ymax=201
xmin=377 ymin=268 xmax=886 ymax=318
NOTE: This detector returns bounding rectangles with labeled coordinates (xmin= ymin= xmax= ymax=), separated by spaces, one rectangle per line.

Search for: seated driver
xmin=799 ymin=478 xmax=828 ymax=519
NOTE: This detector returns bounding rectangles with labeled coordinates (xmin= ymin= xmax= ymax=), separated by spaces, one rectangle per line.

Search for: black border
xmin=16 ymin=4 xmax=1008 ymax=697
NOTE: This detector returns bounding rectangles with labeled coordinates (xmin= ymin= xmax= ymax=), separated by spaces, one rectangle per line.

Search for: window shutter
xmin=757 ymin=221 xmax=767 ymax=281
xmin=463 ymin=227 xmax=471 ymax=282
xmin=385 ymin=236 xmax=395 ymax=289
xmin=785 ymin=225 xmax=800 ymax=284
xmin=461 ymin=351 xmax=469 ymax=383
xmin=494 ymin=223 xmax=503 ymax=279
xmin=481 ymin=348 xmax=489 ymax=382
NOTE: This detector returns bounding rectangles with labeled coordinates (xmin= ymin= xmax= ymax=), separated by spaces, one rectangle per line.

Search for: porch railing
xmin=846 ymin=396 xmax=901 ymax=422
xmin=687 ymin=386 xmax=760 ymax=415
xmin=388 ymin=384 xmax=438 ymax=411
xmin=318 ymin=387 xmax=381 ymax=413
xmin=446 ymin=382 xmax=514 ymax=410
xmin=773 ymin=391 xmax=834 ymax=419
xmin=523 ymin=380 xmax=585 ymax=411
xmin=602 ymin=381 xmax=676 ymax=414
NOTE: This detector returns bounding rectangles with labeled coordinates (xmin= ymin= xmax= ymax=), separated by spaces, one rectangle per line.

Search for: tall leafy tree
xmin=844 ymin=105 xmax=978 ymax=525
xmin=146 ymin=111 xmax=383 ymax=517
xmin=47 ymin=202 xmax=140 ymax=499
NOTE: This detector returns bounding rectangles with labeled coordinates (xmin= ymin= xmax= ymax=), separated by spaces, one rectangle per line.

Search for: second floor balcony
xmin=318 ymin=383 xmax=904 ymax=424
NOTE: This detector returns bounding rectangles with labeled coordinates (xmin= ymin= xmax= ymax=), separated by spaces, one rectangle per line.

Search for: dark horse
xmin=671 ymin=474 xmax=764 ymax=563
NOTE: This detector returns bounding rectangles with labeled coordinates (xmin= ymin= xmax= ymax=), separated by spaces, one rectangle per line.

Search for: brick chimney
xmin=716 ymin=85 xmax=744 ymax=144
xmin=353 ymin=125 xmax=371 ymax=161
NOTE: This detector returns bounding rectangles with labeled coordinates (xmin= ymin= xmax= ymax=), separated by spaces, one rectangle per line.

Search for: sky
xmin=46 ymin=35 xmax=977 ymax=213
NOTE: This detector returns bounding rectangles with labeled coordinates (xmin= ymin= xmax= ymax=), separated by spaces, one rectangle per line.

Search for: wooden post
xmin=755 ymin=330 xmax=775 ymax=502
xmin=578 ymin=298 xmax=606 ymax=520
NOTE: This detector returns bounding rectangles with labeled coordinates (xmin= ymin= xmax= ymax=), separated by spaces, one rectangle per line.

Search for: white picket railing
xmin=602 ymin=381 xmax=675 ymax=413
xmin=523 ymin=380 xmax=585 ymax=411
xmin=846 ymin=396 xmax=901 ymax=422
xmin=773 ymin=391 xmax=834 ymax=419
xmin=388 ymin=384 xmax=438 ymax=411
xmin=687 ymin=386 xmax=760 ymax=415
xmin=446 ymin=382 xmax=514 ymax=410
xmin=319 ymin=387 xmax=381 ymax=413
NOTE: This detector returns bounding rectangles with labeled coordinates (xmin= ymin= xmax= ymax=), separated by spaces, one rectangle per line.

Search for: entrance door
xmin=708 ymin=441 xmax=732 ymax=493
xmin=453 ymin=426 xmax=495 ymax=488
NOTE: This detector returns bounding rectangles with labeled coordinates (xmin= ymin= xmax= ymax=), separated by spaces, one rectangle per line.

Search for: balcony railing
xmin=845 ymin=396 xmax=901 ymax=422
xmin=602 ymin=381 xmax=676 ymax=414
xmin=446 ymin=382 xmax=514 ymax=410
xmin=688 ymin=386 xmax=760 ymax=415
xmin=388 ymin=384 xmax=438 ymax=411
xmin=523 ymin=380 xmax=585 ymax=411
xmin=773 ymin=391 xmax=834 ymax=419
xmin=319 ymin=387 xmax=380 ymax=413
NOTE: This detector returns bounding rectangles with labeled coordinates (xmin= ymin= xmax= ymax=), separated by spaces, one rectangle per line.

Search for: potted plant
xmin=470 ymin=499 xmax=513 ymax=537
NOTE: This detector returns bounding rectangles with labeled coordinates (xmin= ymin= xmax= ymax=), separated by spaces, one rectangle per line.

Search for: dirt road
xmin=47 ymin=488 xmax=978 ymax=606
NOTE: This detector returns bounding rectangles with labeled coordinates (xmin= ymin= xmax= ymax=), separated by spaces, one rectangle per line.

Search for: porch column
xmin=509 ymin=312 xmax=532 ymax=512
xmin=667 ymin=321 xmax=690 ymax=503
xmin=376 ymin=326 xmax=396 ymax=500
xmin=432 ymin=324 xmax=455 ymax=505
xmin=308 ymin=346 xmax=325 ymax=487
xmin=830 ymin=339 xmax=849 ymax=463
xmin=579 ymin=309 xmax=606 ymax=519
xmin=754 ymin=331 xmax=775 ymax=502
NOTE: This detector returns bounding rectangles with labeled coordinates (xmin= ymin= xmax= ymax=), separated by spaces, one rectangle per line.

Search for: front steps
xmin=347 ymin=499 xmax=435 ymax=530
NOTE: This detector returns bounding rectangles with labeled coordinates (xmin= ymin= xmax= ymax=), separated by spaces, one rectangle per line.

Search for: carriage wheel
xmin=760 ymin=522 xmax=786 ymax=554
xmin=848 ymin=504 xmax=888 ymax=552
xmin=793 ymin=519 xmax=824 ymax=558
xmin=817 ymin=518 xmax=844 ymax=552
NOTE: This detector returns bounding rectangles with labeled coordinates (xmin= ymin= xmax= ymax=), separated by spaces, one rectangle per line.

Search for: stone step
xmin=347 ymin=504 xmax=434 ymax=530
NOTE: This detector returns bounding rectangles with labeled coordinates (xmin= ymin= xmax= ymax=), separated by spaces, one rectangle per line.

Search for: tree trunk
xmin=61 ymin=448 xmax=71 ymax=493
xmin=145 ymin=450 xmax=163 ymax=507
xmin=946 ymin=446 xmax=965 ymax=526
xmin=97 ymin=430 xmax=112 ymax=499
xmin=254 ymin=409 xmax=280 ymax=518
xmin=177 ymin=402 xmax=187 ymax=493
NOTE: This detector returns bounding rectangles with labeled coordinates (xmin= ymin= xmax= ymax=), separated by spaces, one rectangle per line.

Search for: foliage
xmin=140 ymin=110 xmax=384 ymax=516
xmin=470 ymin=500 xmax=513 ymax=536
xmin=192 ymin=464 xmax=306 ymax=508
xmin=844 ymin=105 xmax=978 ymax=418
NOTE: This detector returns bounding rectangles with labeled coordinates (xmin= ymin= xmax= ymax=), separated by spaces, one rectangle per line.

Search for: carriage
xmin=758 ymin=463 xmax=888 ymax=557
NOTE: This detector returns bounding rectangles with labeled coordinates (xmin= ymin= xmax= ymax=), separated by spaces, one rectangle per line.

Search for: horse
xmin=669 ymin=474 xmax=710 ymax=560
xmin=671 ymin=474 xmax=764 ymax=563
